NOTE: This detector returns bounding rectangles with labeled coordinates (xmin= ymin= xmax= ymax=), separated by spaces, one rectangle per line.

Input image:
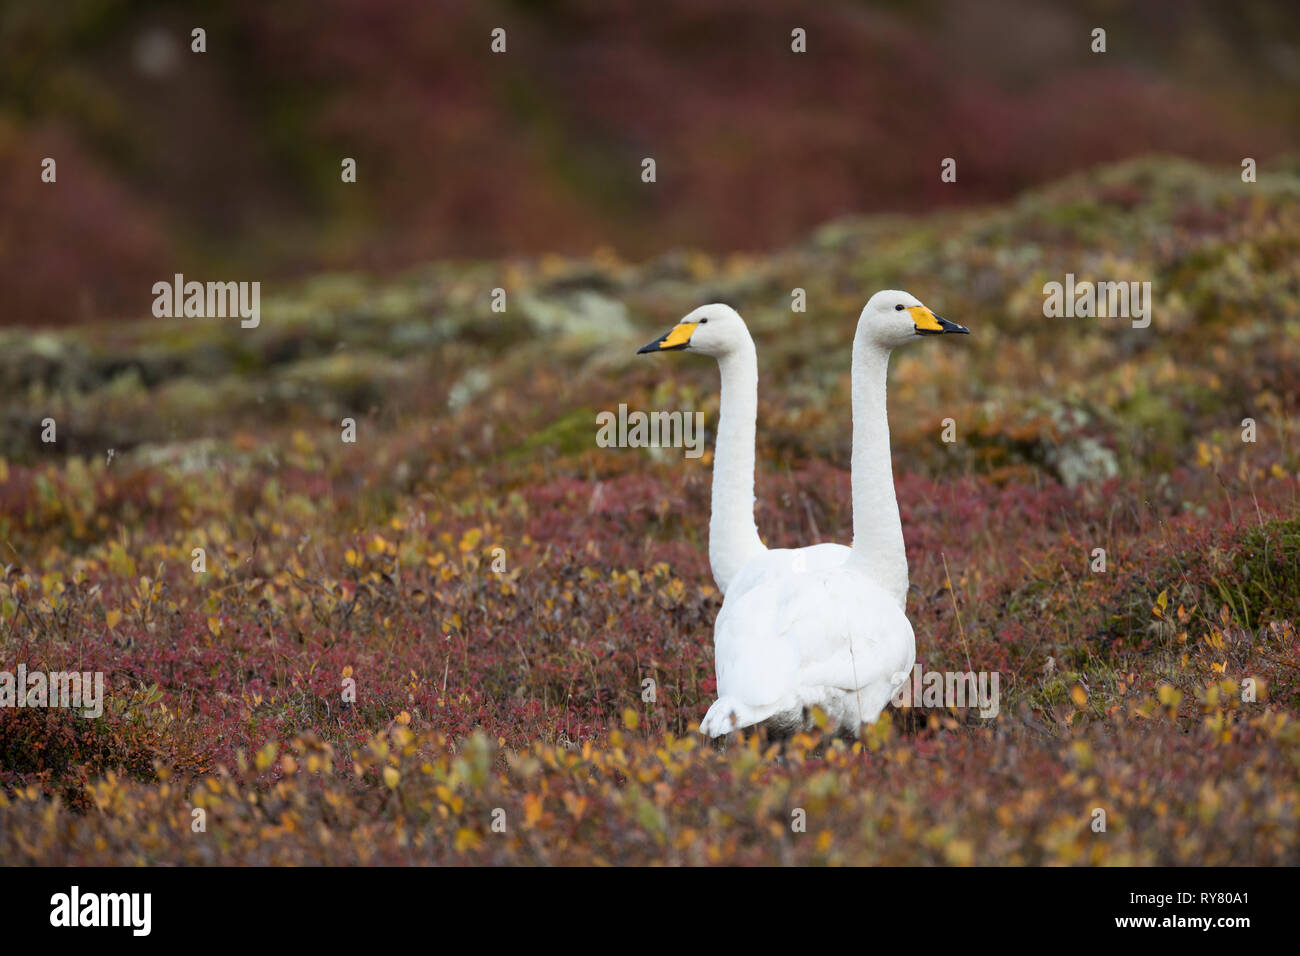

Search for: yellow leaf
xmin=105 ymin=609 xmax=122 ymax=630
xmin=622 ymin=708 xmax=639 ymax=731
xmin=945 ymin=839 xmax=974 ymax=865
xmin=562 ymin=792 xmax=588 ymax=821
xmin=383 ymin=766 xmax=400 ymax=789
xmin=523 ymin=793 xmax=543 ymax=827
xmin=255 ymin=742 xmax=278 ymax=772
xmin=1152 ymin=589 xmax=1168 ymax=619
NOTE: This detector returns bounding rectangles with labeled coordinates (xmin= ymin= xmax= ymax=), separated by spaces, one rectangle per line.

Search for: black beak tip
xmin=937 ymin=316 xmax=970 ymax=335
xmin=638 ymin=329 xmax=684 ymax=353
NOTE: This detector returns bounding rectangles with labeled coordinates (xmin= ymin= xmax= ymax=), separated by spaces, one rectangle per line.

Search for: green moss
xmin=1227 ymin=517 xmax=1300 ymax=629
xmin=512 ymin=407 xmax=600 ymax=460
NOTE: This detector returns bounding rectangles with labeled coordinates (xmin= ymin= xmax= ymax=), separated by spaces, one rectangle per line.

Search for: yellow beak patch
xmin=907 ymin=306 xmax=944 ymax=333
xmin=659 ymin=322 xmax=699 ymax=349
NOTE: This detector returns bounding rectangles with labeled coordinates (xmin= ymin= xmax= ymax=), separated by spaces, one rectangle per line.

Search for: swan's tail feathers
xmin=699 ymin=696 xmax=768 ymax=737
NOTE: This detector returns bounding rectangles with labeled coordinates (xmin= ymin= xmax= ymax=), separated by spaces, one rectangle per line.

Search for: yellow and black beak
xmin=637 ymin=321 xmax=699 ymax=354
xmin=909 ymin=306 xmax=969 ymax=336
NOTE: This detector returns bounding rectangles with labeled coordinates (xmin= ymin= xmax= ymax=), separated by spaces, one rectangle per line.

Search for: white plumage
xmin=637 ymin=293 xmax=968 ymax=737
xmin=699 ymin=547 xmax=912 ymax=736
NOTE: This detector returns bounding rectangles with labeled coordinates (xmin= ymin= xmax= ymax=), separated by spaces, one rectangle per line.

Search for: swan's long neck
xmin=709 ymin=341 xmax=765 ymax=593
xmin=847 ymin=333 xmax=909 ymax=609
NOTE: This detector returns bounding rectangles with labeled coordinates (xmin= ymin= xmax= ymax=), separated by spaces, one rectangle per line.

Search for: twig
xmin=941 ymin=552 xmax=973 ymax=675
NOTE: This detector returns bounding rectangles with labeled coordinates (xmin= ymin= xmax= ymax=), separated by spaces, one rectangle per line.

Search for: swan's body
xmin=638 ymin=294 xmax=968 ymax=737
xmin=701 ymin=547 xmax=911 ymax=734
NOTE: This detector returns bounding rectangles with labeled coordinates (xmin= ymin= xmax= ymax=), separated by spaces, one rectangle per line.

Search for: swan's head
xmin=636 ymin=303 xmax=750 ymax=358
xmin=858 ymin=290 xmax=969 ymax=349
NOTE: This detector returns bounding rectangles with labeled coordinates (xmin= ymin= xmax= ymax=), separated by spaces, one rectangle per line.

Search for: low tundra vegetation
xmin=1 ymin=157 xmax=1298 ymax=863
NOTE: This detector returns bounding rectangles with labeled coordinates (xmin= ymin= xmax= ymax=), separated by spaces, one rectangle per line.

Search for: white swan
xmin=638 ymin=292 xmax=969 ymax=736
xmin=636 ymin=305 xmax=849 ymax=595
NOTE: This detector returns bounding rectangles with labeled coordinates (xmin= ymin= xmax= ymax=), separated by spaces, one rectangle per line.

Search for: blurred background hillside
xmin=3 ymin=0 xmax=1299 ymax=325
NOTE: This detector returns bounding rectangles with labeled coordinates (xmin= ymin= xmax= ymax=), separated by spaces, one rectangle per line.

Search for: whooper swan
xmin=637 ymin=304 xmax=848 ymax=595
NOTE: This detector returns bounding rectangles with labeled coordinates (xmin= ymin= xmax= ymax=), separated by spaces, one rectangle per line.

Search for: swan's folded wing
xmin=790 ymin=573 xmax=914 ymax=693
xmin=713 ymin=578 xmax=801 ymax=710
xmin=713 ymin=562 xmax=912 ymax=710
xmin=711 ymin=545 xmax=851 ymax=709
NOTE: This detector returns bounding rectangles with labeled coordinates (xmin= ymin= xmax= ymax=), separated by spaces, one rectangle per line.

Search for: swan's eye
xmin=894 ymin=304 xmax=905 ymax=311
xmin=698 ymin=319 xmax=707 ymax=324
